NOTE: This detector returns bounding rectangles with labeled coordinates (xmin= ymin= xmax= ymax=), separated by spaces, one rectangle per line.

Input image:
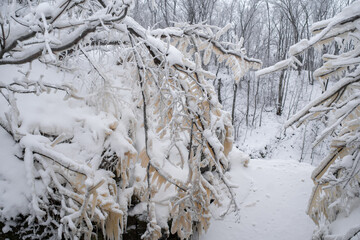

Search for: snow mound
xmin=229 ymin=147 xmax=250 ymax=168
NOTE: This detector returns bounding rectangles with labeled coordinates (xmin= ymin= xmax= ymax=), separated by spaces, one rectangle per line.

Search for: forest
xmin=0 ymin=0 xmax=359 ymax=239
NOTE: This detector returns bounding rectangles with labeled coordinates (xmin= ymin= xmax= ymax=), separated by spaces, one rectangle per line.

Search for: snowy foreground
xmin=202 ymin=157 xmax=316 ymax=240
xmin=0 ymin=121 xmax=316 ymax=239
xmin=0 ymin=125 xmax=316 ymax=239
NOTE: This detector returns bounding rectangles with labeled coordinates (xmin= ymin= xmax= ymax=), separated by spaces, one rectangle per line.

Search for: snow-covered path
xmin=202 ymin=158 xmax=316 ymax=240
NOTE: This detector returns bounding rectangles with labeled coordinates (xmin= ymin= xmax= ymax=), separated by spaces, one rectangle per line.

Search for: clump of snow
xmin=255 ymin=58 xmax=292 ymax=77
xmin=228 ymin=147 xmax=250 ymax=168
xmin=35 ymin=2 xmax=53 ymax=19
xmin=289 ymin=39 xmax=310 ymax=56
xmin=146 ymin=35 xmax=184 ymax=66
xmin=341 ymin=155 xmax=354 ymax=169
xmin=166 ymin=45 xmax=184 ymax=66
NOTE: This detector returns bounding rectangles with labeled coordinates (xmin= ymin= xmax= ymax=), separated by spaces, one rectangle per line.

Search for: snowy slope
xmin=202 ymin=156 xmax=316 ymax=240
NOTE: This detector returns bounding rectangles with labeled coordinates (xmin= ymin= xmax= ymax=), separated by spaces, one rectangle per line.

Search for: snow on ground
xmin=202 ymin=155 xmax=316 ymax=240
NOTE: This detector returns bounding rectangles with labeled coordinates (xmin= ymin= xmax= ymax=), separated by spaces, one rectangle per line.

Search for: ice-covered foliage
xmin=0 ymin=0 xmax=260 ymax=239
xmin=257 ymin=1 xmax=360 ymax=238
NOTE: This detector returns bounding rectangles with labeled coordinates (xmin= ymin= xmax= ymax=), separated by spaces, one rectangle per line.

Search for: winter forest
xmin=0 ymin=0 xmax=359 ymax=239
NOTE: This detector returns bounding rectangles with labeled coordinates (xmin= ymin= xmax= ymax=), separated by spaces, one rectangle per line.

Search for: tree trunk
xmin=246 ymin=78 xmax=250 ymax=126
xmin=217 ymin=78 xmax=222 ymax=105
xmin=307 ymin=48 xmax=314 ymax=85
xmin=190 ymin=222 xmax=200 ymax=240
xmin=252 ymin=78 xmax=260 ymax=126
xmin=231 ymin=81 xmax=238 ymax=126
xmin=276 ymin=70 xmax=285 ymax=116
